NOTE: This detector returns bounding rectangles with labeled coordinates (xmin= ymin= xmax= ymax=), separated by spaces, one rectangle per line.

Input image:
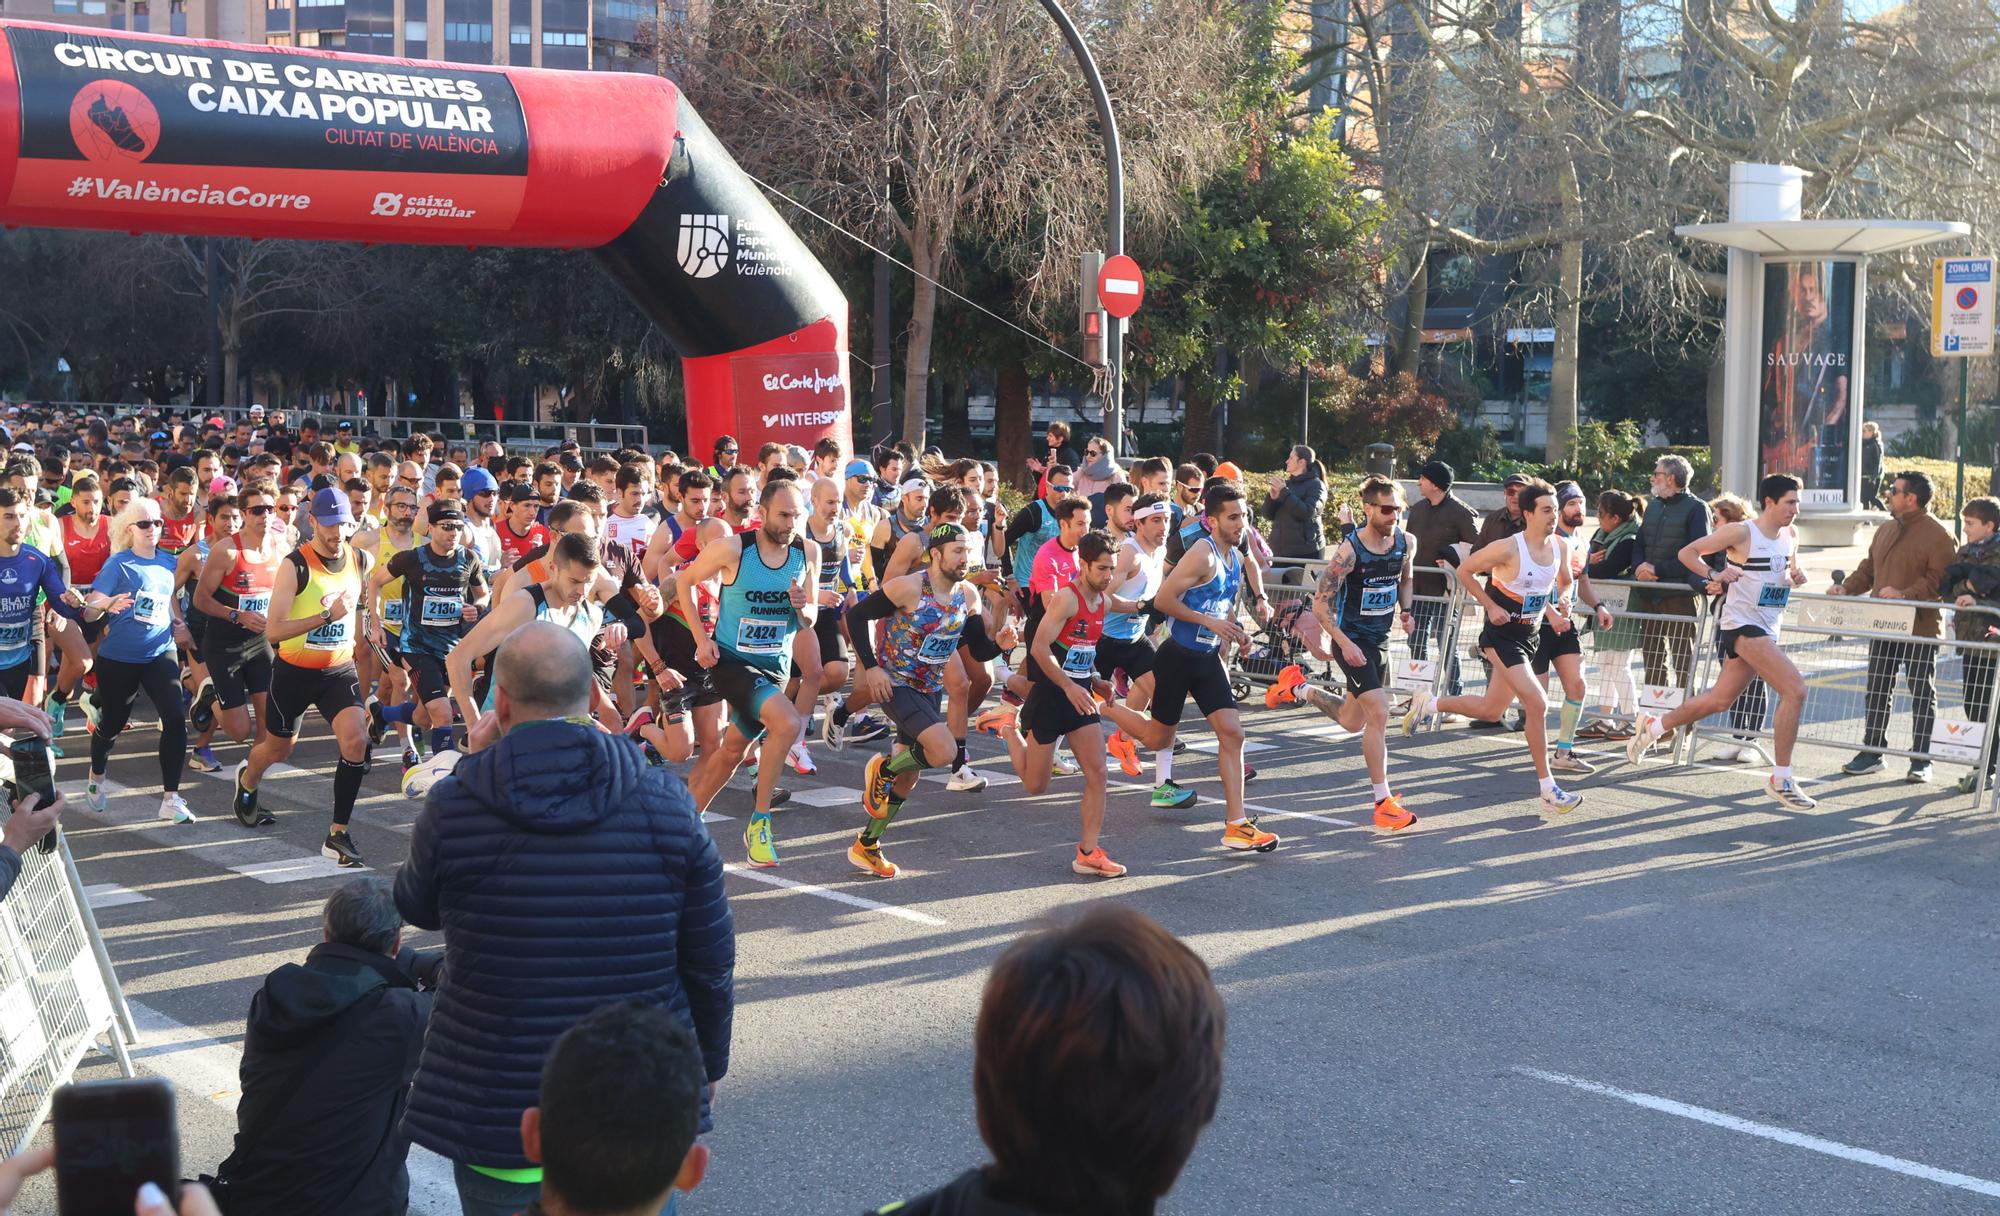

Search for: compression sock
xmin=333 ymin=758 xmax=367 ymax=827
xmin=429 ymin=726 xmax=455 ymax=756
xmin=1156 ymin=748 xmax=1173 ymax=784
xmin=1557 ymin=698 xmax=1583 ymax=752
xmin=954 ymin=739 xmax=968 ymax=770
xmin=885 ymin=747 xmax=927 ymax=778
xmin=860 ymin=797 xmax=905 ymax=844
xmin=381 ymin=701 xmax=417 ymax=725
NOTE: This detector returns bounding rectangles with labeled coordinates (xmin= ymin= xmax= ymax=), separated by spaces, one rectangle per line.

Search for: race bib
xmin=381 ymin=599 xmax=406 ymax=627
xmin=1519 ymin=592 xmax=1549 ymax=617
xmin=305 ymin=618 xmax=349 ymax=649
xmin=0 ymin=620 xmax=29 ymax=650
xmin=237 ymin=594 xmax=269 ymax=616
xmin=1061 ymin=643 xmax=1097 ymax=677
xmin=133 ymin=592 xmax=169 ymax=628
xmin=1757 ymin=583 xmax=1792 ymax=610
xmin=421 ymin=594 xmax=464 ymax=625
xmin=734 ymin=616 xmax=787 ymax=656
xmin=1360 ymin=584 xmax=1397 ymax=615
xmin=917 ymin=629 xmax=959 ymax=665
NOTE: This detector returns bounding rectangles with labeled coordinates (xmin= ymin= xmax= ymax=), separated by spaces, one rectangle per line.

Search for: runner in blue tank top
xmin=675 ymin=480 xmax=820 ymax=869
xmin=1092 ymin=482 xmax=1283 ymax=855
xmin=0 ymin=487 xmax=87 ymax=701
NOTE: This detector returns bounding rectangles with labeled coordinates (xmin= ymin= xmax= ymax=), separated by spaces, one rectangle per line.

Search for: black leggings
xmin=91 ymin=653 xmax=186 ymax=792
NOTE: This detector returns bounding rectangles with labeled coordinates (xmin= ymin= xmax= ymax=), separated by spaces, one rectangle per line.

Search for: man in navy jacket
xmin=395 ymin=620 xmax=735 ymax=1216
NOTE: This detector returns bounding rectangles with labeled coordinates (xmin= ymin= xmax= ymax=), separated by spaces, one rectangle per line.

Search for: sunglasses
xmin=131 ymin=519 xmax=160 ymax=530
xmin=246 ymin=503 xmax=273 ymax=515
xmin=1049 ymin=484 xmax=1073 ymax=493
xmin=1371 ymin=503 xmax=1401 ymax=514
xmin=436 ymin=522 xmax=465 ymax=532
xmin=720 ymin=448 xmax=739 ymax=456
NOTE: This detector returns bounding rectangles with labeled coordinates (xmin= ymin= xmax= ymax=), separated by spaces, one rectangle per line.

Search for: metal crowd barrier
xmin=1239 ymin=563 xmax=1453 ymax=717
xmin=0 ymin=754 xmax=136 ymax=1152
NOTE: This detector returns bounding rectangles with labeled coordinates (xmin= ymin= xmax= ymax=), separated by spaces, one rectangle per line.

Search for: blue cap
xmin=310 ymin=486 xmax=353 ymax=528
xmin=460 ymin=467 xmax=498 ymax=497
xmin=845 ymin=459 xmax=877 ymax=481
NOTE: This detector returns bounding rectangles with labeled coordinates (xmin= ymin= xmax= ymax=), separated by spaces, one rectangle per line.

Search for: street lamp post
xmin=1036 ymin=0 xmax=1125 ymax=446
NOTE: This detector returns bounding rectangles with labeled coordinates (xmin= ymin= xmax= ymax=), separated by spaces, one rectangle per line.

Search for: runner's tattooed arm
xmin=1311 ymin=542 xmax=1355 ymax=637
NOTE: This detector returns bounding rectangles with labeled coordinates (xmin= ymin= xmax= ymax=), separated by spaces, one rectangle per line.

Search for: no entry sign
xmin=1096 ymin=253 xmax=1145 ymax=319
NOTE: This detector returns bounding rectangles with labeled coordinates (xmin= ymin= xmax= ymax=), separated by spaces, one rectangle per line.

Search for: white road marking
xmin=1102 ymin=776 xmax=1358 ymax=827
xmin=84 ymin=882 xmax=151 ymax=909
xmin=724 ymin=863 xmax=946 ymax=925
xmin=1515 ymin=1067 xmax=2000 ymax=1199
xmin=1177 ymin=737 xmax=1275 ymax=755
xmin=126 ymin=1000 xmax=458 ymax=1214
xmin=785 ymin=786 xmax=862 ymax=808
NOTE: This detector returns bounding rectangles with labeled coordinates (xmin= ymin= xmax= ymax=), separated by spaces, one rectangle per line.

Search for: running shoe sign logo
xmin=1397 ymin=658 xmax=1434 ymax=695
xmin=1930 ymin=717 xmax=1985 ymax=763
xmin=1639 ymin=685 xmax=1685 ymax=711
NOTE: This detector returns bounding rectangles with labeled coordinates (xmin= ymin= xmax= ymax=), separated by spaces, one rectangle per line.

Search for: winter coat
xmin=1262 ymin=471 xmax=1328 ymax=561
xmin=394 ymin=719 xmax=735 ymax=1169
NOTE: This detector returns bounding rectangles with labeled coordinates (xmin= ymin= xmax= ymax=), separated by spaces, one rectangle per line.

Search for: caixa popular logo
xmin=677 ymin=214 xmax=732 ymax=279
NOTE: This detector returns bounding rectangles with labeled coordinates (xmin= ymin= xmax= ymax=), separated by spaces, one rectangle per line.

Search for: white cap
xmin=1131 ymin=501 xmax=1171 ymax=521
xmin=899 ymin=479 xmax=930 ymax=498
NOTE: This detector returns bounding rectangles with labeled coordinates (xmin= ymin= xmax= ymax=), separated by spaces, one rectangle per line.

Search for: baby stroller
xmin=1232 ymin=595 xmax=1328 ymax=706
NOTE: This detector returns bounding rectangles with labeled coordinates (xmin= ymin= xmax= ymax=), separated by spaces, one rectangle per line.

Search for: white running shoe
xmin=1401 ymin=690 xmax=1435 ymax=737
xmin=1766 ymin=777 xmax=1817 ymax=810
xmin=1708 ymin=743 xmax=1743 ymax=763
xmin=946 ymin=764 xmax=988 ymax=792
xmin=84 ymin=777 xmax=107 ymax=814
xmin=788 ymin=741 xmax=817 ymax=775
xmin=993 ymin=661 xmax=1015 ymax=685
xmin=1627 ymin=714 xmax=1666 ymax=765
xmin=1050 ymin=751 xmax=1079 ymax=778
xmin=157 ymin=792 xmax=196 ymax=824
xmin=1540 ymin=784 xmax=1584 ymax=814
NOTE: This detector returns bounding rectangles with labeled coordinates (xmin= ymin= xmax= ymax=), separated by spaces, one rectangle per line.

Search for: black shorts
xmin=884 ymin=684 xmax=946 ymax=748
xmin=0 ymin=660 xmax=30 ymax=701
xmin=406 ymin=652 xmax=451 ymax=705
xmin=1531 ymin=621 xmax=1582 ymax=675
xmin=813 ymin=610 xmax=845 ymax=666
xmin=651 ymin=618 xmax=722 ymax=709
xmin=1478 ymin=624 xmax=1538 ymax=670
xmin=1149 ymin=638 xmax=1235 ymax=727
xmin=266 ymin=658 xmax=363 ymax=740
xmin=185 ymin=609 xmax=207 ymax=650
xmin=710 ymin=659 xmax=784 ymax=740
xmin=1716 ymin=623 xmax=1770 ymax=662
xmin=1095 ymin=634 xmax=1156 ymax=681
xmin=1334 ymin=636 xmax=1389 ymax=695
xmin=80 ymin=616 xmax=106 ymax=646
xmin=1024 ymin=677 xmax=1100 ymax=745
xmin=201 ymin=635 xmax=273 ymax=711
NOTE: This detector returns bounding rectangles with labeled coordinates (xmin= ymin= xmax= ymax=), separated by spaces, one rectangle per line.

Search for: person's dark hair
xmin=1202 ymin=480 xmax=1246 ymax=516
xmin=1596 ymin=489 xmax=1640 ymax=523
xmin=712 ymin=433 xmax=738 ymax=455
xmin=1173 ymin=462 xmax=1202 ymax=488
xmin=544 ymin=501 xmax=583 ymax=531
xmin=1757 ymin=473 xmax=1802 ymax=507
xmin=756 ymin=441 xmax=784 ymax=465
xmin=401 ymin=434 xmax=433 ymax=458
xmin=1132 ymin=491 xmax=1167 ymax=515
xmin=538 ymin=1001 xmax=705 ymax=1215
xmin=1417 ymin=459 xmax=1454 ymax=491
xmin=1078 ymin=529 xmax=1115 ymax=565
xmin=1517 ymin=477 xmax=1556 ymax=518
xmin=590 ymin=455 xmax=621 ymax=478
xmin=567 ymin=481 xmax=605 ymax=507
xmin=533 ymin=460 xmax=561 ymax=482
xmin=974 ymin=906 xmax=1223 ymax=1215
xmin=554 ymin=530 xmax=601 ymax=571
xmin=723 ymin=465 xmax=756 ymax=487
xmin=614 ymin=465 xmax=649 ymax=492
xmin=365 ymin=450 xmax=394 ymax=471
xmin=764 ymin=466 xmax=798 ymax=486
xmin=813 ymin=437 xmax=842 ymax=460
xmin=322 ymin=875 xmax=400 ymax=956
xmin=1190 ymin=453 xmax=1219 ymax=477
xmin=1359 ymin=475 xmax=1402 ymax=506
xmin=1131 ymin=457 xmax=1170 ymax=484
xmin=1893 ymin=469 xmax=1935 ymax=508
xmin=1053 ymin=495 xmax=1090 ymax=524
xmin=1043 ymin=464 xmax=1073 ymax=487
xmin=1104 ymin=481 xmax=1137 ymax=510
xmin=1290 ymin=444 xmax=1326 ymax=481
xmin=166 ymin=465 xmax=197 ymax=488
xmin=0 ymin=488 xmax=21 ymax=510
xmin=676 ymin=469 xmax=713 ymax=494
xmin=304 ymin=441 xmax=333 ymax=465
xmin=1046 ymin=420 xmax=1072 ymax=443
xmin=107 ymin=476 xmax=138 ymax=498
xmin=1965 ymin=496 xmax=2000 ymax=527
xmin=926 ymin=484 xmax=966 ymax=520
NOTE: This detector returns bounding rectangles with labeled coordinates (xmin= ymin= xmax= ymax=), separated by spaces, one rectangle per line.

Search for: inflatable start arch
xmin=0 ymin=21 xmax=852 ymax=458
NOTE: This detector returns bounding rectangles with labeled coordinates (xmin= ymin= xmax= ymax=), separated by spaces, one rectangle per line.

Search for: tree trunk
xmin=1395 ymin=246 xmax=1429 ymax=377
xmin=995 ymin=359 xmax=1033 ymax=491
xmin=222 ymin=343 xmax=242 ymax=407
xmin=1547 ymin=236 xmax=1583 ymax=464
xmin=939 ymin=374 xmax=972 ymax=456
xmin=1183 ymin=379 xmax=1215 ymax=459
xmin=901 ymin=233 xmax=940 ymax=449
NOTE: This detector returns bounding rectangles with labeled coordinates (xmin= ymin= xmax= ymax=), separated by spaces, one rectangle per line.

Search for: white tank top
xmin=1496 ymin=531 xmax=1560 ymax=621
xmin=1719 ymin=522 xmax=1794 ymax=634
xmin=1103 ymin=535 xmax=1165 ymax=642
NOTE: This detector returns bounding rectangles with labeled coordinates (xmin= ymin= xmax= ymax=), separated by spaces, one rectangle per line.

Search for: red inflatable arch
xmin=0 ymin=21 xmax=852 ymax=459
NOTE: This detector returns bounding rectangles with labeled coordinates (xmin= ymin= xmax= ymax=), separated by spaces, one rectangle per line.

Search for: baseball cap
xmin=899 ymin=479 xmax=930 ymax=498
xmin=148 ymin=430 xmax=169 ymax=443
xmin=8 ymin=443 xmax=30 ymax=454
xmin=336 ymin=419 xmax=354 ymax=432
xmin=460 ymin=467 xmax=498 ymax=497
xmin=503 ymin=481 xmax=538 ymax=503
xmin=845 ymin=459 xmax=877 ymax=481
xmin=926 ymin=522 xmax=968 ymax=549
xmin=207 ymin=476 xmax=238 ymax=497
xmin=248 ymin=403 xmax=265 ymax=415
xmin=205 ymin=415 xmax=225 ymax=429
xmin=1502 ymin=472 xmax=1530 ymax=488
xmin=427 ymin=500 xmax=465 ymax=525
xmin=1555 ymin=480 xmax=1585 ymax=505
xmin=309 ymin=486 xmax=353 ymax=528
xmin=1213 ymin=461 xmax=1245 ymax=481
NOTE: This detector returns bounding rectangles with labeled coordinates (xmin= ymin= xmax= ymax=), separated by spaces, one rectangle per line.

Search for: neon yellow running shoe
xmin=743 ymin=814 xmax=779 ymax=868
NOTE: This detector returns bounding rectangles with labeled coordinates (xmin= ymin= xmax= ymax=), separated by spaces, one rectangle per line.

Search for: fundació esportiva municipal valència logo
xmin=678 ymin=213 xmax=732 ymax=279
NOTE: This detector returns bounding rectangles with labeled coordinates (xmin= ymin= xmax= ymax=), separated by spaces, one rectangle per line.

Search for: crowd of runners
xmin=0 ymin=404 xmax=1846 ymax=883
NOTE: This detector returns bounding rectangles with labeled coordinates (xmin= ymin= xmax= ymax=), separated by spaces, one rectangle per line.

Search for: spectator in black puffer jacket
xmin=1261 ymin=445 xmax=1328 ymax=570
xmin=394 ymin=619 xmax=734 ymax=1216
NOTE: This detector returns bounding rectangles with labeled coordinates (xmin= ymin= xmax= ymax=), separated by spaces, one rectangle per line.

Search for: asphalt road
xmin=11 ymin=697 xmax=2000 ymax=1215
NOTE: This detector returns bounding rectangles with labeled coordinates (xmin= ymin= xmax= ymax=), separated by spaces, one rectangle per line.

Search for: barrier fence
xmin=1235 ymin=562 xmax=2000 ymax=803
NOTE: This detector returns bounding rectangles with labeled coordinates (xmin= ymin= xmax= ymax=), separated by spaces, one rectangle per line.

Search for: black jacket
xmin=216 ymin=942 xmax=431 ymax=1216
xmin=1261 ymin=471 xmax=1327 ymax=560
xmin=870 ymin=1169 xmax=1050 ymax=1216
xmin=394 ymin=719 xmax=734 ymax=1168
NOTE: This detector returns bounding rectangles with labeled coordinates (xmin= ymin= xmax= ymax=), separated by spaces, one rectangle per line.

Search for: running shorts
xmin=884 ymin=684 xmax=946 ymax=748
xmin=710 ymin=659 xmax=783 ymax=740
xmin=201 ymin=633 xmax=273 ymax=711
xmin=407 ymin=652 xmax=451 ymax=706
xmin=1716 ymin=623 xmax=1770 ymax=662
xmin=1478 ymin=623 xmax=1538 ymax=670
xmin=1333 ymin=636 xmax=1389 ymax=695
xmin=651 ymin=618 xmax=722 ymax=710
xmin=265 ymin=658 xmax=362 ymax=740
xmin=1023 ymin=678 xmax=1100 ymax=745
xmin=1095 ymin=634 xmax=1156 ymax=681
xmin=1148 ymin=638 xmax=1235 ymax=727
xmin=1531 ymin=621 xmax=1582 ymax=675
xmin=0 ymin=660 xmax=29 ymax=701
xmin=813 ymin=610 xmax=845 ymax=666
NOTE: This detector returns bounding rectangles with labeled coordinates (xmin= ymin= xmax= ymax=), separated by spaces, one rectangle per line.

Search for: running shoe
xmin=1401 ymin=690 xmax=1435 ymax=737
xmin=642 ymin=742 xmax=667 ymax=767
xmin=1221 ymin=817 xmax=1280 ymax=852
xmin=946 ymin=764 xmax=987 ymax=792
xmin=365 ymin=696 xmax=385 ymax=746
xmin=623 ymin=706 xmax=655 ymax=738
xmin=401 ymin=746 xmax=422 ymax=771
xmin=1106 ymin=730 xmax=1141 ymax=778
xmin=788 ymin=741 xmax=817 ymax=776
xmin=190 ymin=680 xmax=218 ymax=733
xmin=1550 ymin=750 xmax=1598 ymax=777
xmin=1265 ymin=664 xmax=1307 ymax=709
xmin=46 ymin=696 xmax=66 ymax=743
xmin=79 ymin=687 xmax=99 ymax=733
xmin=157 ymin=793 xmax=196 ymax=824
xmin=768 ymin=787 xmax=792 ymax=809
xmin=1050 ymin=751 xmax=1078 ymax=778
xmin=975 ymin=705 xmax=1017 ymax=737
xmin=1173 ymin=738 xmax=1188 ymax=755
xmin=1373 ymin=795 xmax=1417 ymax=831
xmin=822 ymin=708 xmax=847 ymax=751
xmin=1151 ymin=780 xmax=1197 ymax=809
xmin=743 ymin=815 xmax=779 ymax=868
xmin=1908 ymin=761 xmax=1934 ymax=785
xmin=1112 ymin=668 xmax=1130 ymax=700
xmin=1540 ymin=785 xmax=1584 ymax=815
xmin=1766 ymin=777 xmax=1817 ymax=810
xmin=84 ymin=776 xmax=106 ymax=814
xmin=1072 ymin=845 xmax=1128 ymax=878
xmin=187 ymin=745 xmax=221 ymax=774
xmin=1575 ymin=717 xmax=1622 ymax=741
xmin=847 ymin=714 xmax=892 ymax=744
xmin=993 ymin=660 xmax=1015 ymax=685
xmin=321 ymin=829 xmax=364 ymax=867
xmin=847 ymin=835 xmax=899 ymax=878
xmin=1626 ymin=714 xmax=1666 ymax=765
xmin=863 ymin=753 xmax=895 ymax=819
xmin=234 ymin=760 xmax=274 ymax=827
xmin=1957 ymin=770 xmax=1994 ymax=795
xmin=1707 ymin=743 xmax=1744 ymax=763
xmin=1840 ymin=751 xmax=1885 ymax=776
xmin=1243 ymin=764 xmax=1259 ymax=783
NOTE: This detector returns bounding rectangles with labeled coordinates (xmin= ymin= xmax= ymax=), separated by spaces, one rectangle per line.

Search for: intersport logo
xmin=761 ymin=370 xmax=843 ymax=396
xmin=761 ymin=409 xmax=843 ymax=428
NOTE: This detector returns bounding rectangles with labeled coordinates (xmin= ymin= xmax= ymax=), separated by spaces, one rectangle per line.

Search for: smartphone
xmin=7 ymin=735 xmax=58 ymax=853
xmin=53 ymin=1078 xmax=180 ymax=1216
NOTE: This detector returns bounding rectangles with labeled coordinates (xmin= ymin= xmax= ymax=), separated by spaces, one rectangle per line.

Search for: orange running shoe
xmin=1222 ymin=817 xmax=1280 ymax=852
xmin=848 ymin=835 xmax=900 ymax=878
xmin=1373 ymin=795 xmax=1417 ymax=831
xmin=1265 ymin=664 xmax=1308 ymax=709
xmin=1106 ymin=730 xmax=1142 ymax=778
xmin=1071 ymin=845 xmax=1128 ymax=878
xmin=975 ymin=705 xmax=1018 ymax=737
xmin=862 ymin=753 xmax=895 ymax=819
